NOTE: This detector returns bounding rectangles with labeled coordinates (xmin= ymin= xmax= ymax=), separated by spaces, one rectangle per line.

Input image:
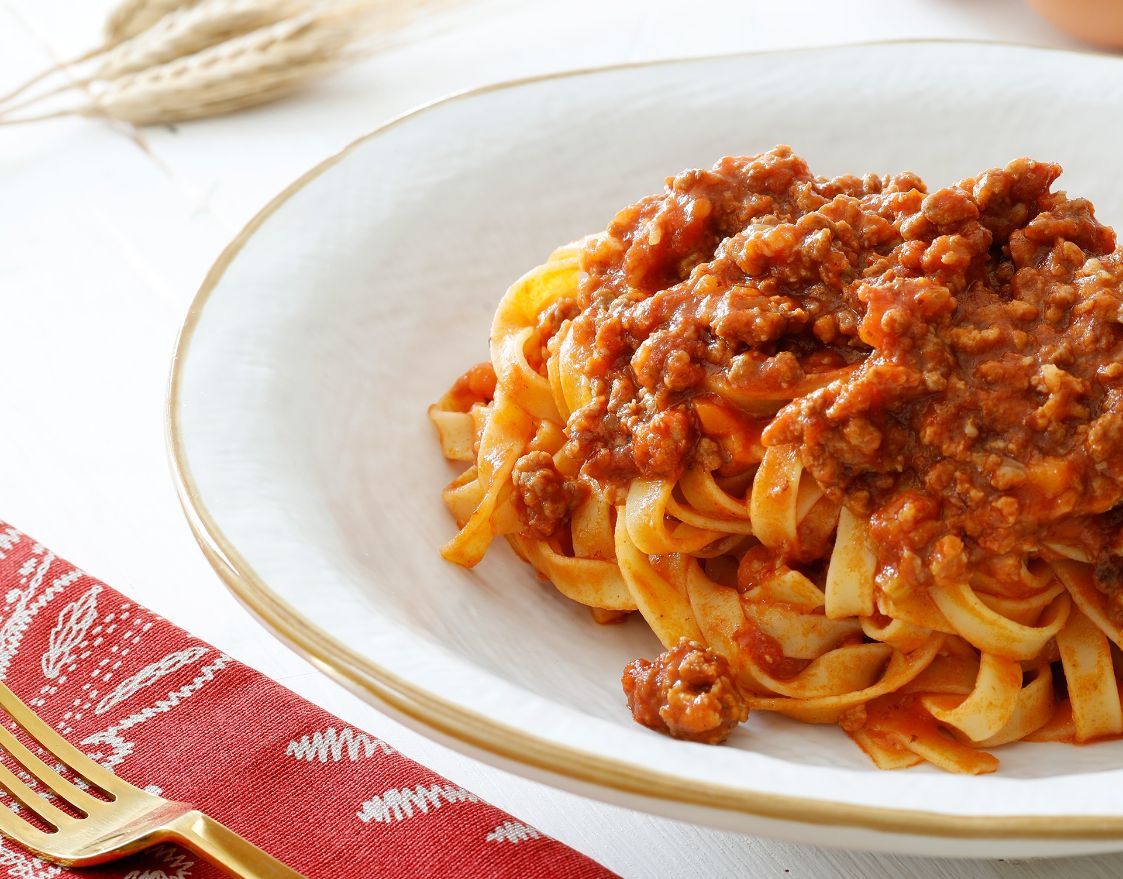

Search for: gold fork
xmin=0 ymin=681 xmax=306 ymax=877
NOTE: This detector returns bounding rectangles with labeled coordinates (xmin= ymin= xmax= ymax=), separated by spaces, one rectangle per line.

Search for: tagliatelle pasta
xmin=430 ymin=147 xmax=1123 ymax=773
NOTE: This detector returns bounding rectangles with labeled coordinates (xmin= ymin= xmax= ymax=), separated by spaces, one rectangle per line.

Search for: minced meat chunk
xmin=622 ymin=639 xmax=749 ymax=744
xmin=511 ymin=451 xmax=570 ymax=539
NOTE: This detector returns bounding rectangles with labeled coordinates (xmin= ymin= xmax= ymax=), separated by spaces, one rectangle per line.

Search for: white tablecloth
xmin=1 ymin=0 xmax=1114 ymax=875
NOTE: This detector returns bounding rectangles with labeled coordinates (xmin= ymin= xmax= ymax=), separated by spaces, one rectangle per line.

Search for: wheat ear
xmin=106 ymin=0 xmax=202 ymax=44
xmin=0 ymin=0 xmax=200 ymax=107
xmin=98 ymin=0 xmax=309 ymax=79
xmin=1 ymin=0 xmax=311 ymax=115
xmin=0 ymin=0 xmax=446 ymax=127
xmin=62 ymin=8 xmax=366 ymax=126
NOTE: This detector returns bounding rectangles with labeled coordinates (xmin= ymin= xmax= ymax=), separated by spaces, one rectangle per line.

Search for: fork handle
xmin=168 ymin=810 xmax=307 ymax=879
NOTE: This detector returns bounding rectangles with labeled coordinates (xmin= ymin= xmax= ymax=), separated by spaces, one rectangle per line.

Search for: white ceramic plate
xmin=169 ymin=42 xmax=1123 ymax=857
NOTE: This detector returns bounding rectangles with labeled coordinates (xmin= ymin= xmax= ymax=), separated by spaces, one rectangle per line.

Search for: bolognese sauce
xmin=557 ymin=148 xmax=1123 ymax=578
xmin=549 ymin=148 xmax=1123 ymax=742
xmin=432 ymin=146 xmax=1123 ymax=765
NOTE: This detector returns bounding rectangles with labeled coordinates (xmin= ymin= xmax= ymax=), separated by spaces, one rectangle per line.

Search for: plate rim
xmin=166 ymin=38 xmax=1123 ymax=842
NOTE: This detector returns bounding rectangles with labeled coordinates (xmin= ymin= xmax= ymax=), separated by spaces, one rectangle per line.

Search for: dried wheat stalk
xmin=0 ymin=0 xmax=312 ymax=116
xmin=3 ymin=6 xmax=372 ymax=127
xmin=0 ymin=0 xmax=199 ymax=106
xmin=105 ymin=0 xmax=201 ymax=45
xmin=97 ymin=0 xmax=308 ymax=80
xmin=0 ymin=0 xmax=444 ymax=126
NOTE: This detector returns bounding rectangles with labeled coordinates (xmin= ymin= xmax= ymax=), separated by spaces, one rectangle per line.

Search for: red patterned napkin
xmin=0 ymin=523 xmax=615 ymax=879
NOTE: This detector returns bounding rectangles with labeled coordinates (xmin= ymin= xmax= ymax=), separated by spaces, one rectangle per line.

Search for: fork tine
xmin=0 ymin=794 xmax=56 ymax=855
xmin=0 ymin=723 xmax=105 ymax=813
xmin=0 ymin=684 xmax=127 ymax=797
xmin=0 ymin=759 xmax=78 ymax=830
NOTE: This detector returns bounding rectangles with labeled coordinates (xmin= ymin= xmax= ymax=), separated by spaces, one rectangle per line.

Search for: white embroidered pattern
xmin=53 ymin=606 xmax=155 ymax=731
xmin=0 ymin=835 xmax=62 ymax=878
xmin=0 ymin=528 xmax=21 ymax=559
xmin=286 ymin=727 xmax=395 ymax=763
xmin=41 ymin=586 xmax=100 ymax=680
xmin=82 ymin=654 xmax=231 ymax=769
xmin=94 ymin=646 xmax=209 ymax=715
xmin=486 ymin=820 xmax=542 ymax=844
xmin=0 ymin=534 xmax=214 ymax=878
xmin=123 ymin=844 xmax=194 ymax=879
xmin=0 ymin=552 xmax=81 ymax=681
xmin=356 ymin=784 xmax=478 ymax=824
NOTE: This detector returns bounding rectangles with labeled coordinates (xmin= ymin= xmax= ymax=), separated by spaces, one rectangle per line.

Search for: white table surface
xmin=0 ymin=0 xmax=1117 ymax=876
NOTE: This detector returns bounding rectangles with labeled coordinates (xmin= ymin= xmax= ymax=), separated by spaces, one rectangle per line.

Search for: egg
xmin=1026 ymin=0 xmax=1123 ymax=49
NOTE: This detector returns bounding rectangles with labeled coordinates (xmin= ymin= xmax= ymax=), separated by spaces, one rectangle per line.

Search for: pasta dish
xmin=429 ymin=147 xmax=1123 ymax=774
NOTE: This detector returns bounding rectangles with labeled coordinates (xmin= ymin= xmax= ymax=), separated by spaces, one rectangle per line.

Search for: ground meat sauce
xmin=564 ymin=146 xmax=901 ymax=486
xmin=553 ymin=147 xmax=1123 ymax=584
xmin=532 ymin=147 xmax=1123 ymax=740
xmin=622 ymin=639 xmax=749 ymax=744
xmin=510 ymin=451 xmax=572 ymax=539
xmin=763 ymin=156 xmax=1123 ymax=595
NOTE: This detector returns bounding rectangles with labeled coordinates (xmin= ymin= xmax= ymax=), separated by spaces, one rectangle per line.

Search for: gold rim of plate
xmin=166 ymin=39 xmax=1123 ymax=841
